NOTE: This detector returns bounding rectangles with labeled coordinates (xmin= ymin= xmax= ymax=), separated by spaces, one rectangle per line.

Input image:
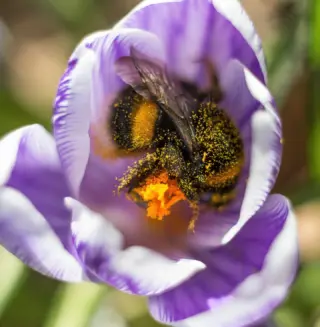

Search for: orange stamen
xmin=133 ymin=172 xmax=186 ymax=220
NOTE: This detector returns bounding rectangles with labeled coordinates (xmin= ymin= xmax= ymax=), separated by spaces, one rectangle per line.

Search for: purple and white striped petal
xmin=148 ymin=195 xmax=298 ymax=327
xmin=0 ymin=187 xmax=84 ymax=282
xmin=116 ymin=0 xmax=266 ymax=84
xmin=2 ymin=125 xmax=73 ymax=249
xmin=53 ymin=38 xmax=96 ymax=197
xmin=222 ymin=68 xmax=282 ymax=244
xmin=0 ymin=125 xmax=85 ymax=281
xmin=68 ymin=198 xmax=206 ymax=296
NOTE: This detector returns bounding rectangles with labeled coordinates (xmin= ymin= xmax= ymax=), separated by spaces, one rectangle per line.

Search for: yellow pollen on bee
xmin=202 ymin=152 xmax=208 ymax=162
xmin=188 ymin=201 xmax=199 ymax=232
xmin=131 ymin=101 xmax=158 ymax=149
xmin=133 ymin=172 xmax=186 ymax=221
xmin=206 ymin=160 xmax=242 ymax=187
xmin=211 ymin=193 xmax=222 ymax=203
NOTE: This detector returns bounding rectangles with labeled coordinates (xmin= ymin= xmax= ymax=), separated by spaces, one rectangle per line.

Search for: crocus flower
xmin=0 ymin=0 xmax=298 ymax=326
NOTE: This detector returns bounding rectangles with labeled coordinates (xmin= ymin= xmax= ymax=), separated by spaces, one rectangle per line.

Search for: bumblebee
xmin=110 ymin=48 xmax=244 ymax=216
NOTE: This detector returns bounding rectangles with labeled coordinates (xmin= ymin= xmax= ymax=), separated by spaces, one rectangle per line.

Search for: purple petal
xmin=222 ymin=69 xmax=282 ymax=243
xmin=149 ymin=195 xmax=298 ymax=327
xmin=2 ymin=125 xmax=74 ymax=250
xmin=116 ymin=0 xmax=266 ymax=84
xmin=0 ymin=188 xmax=83 ymax=281
xmin=220 ymin=59 xmax=261 ymax=128
xmin=0 ymin=126 xmax=84 ymax=281
xmin=53 ymin=44 xmax=95 ymax=196
xmin=0 ymin=125 xmax=30 ymax=185
xmin=0 ymin=125 xmax=83 ymax=282
xmin=68 ymin=198 xmax=206 ymax=296
xmin=78 ymin=155 xmax=145 ymax=241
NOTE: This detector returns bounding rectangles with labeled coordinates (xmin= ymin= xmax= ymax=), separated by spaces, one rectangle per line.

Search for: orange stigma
xmin=133 ymin=172 xmax=186 ymax=220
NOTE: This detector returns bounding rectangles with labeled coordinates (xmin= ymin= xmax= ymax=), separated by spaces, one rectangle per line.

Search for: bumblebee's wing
xmin=130 ymin=47 xmax=191 ymax=118
xmin=204 ymin=59 xmax=224 ymax=103
xmin=115 ymin=47 xmax=197 ymax=152
xmin=114 ymin=54 xmax=152 ymax=101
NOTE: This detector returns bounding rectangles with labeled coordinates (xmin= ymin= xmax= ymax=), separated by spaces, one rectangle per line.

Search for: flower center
xmin=131 ymin=171 xmax=186 ymax=220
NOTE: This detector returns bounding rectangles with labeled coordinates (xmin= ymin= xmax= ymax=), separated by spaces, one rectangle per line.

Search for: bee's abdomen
xmin=131 ymin=101 xmax=159 ymax=149
xmin=110 ymin=87 xmax=159 ymax=152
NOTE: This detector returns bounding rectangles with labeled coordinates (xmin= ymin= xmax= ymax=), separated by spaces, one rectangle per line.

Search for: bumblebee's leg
xmin=209 ymin=191 xmax=236 ymax=211
xmin=159 ymin=143 xmax=184 ymax=178
xmin=188 ymin=201 xmax=199 ymax=232
xmin=117 ymin=152 xmax=159 ymax=193
xmin=159 ymin=143 xmax=197 ymax=196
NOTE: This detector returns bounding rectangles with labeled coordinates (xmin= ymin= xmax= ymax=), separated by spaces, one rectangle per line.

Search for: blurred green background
xmin=0 ymin=0 xmax=319 ymax=326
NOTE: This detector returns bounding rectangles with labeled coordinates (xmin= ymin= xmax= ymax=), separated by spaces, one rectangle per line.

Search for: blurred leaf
xmin=0 ymin=248 xmax=26 ymax=317
xmin=0 ymin=271 xmax=59 ymax=327
xmin=108 ymin=290 xmax=147 ymax=321
xmin=288 ymin=181 xmax=320 ymax=205
xmin=47 ymin=0 xmax=91 ymax=23
xmin=308 ymin=0 xmax=320 ymax=182
xmin=309 ymin=0 xmax=320 ymax=66
xmin=43 ymin=282 xmax=106 ymax=327
xmin=129 ymin=314 xmax=163 ymax=327
xmin=267 ymin=0 xmax=308 ymax=107
xmin=275 ymin=306 xmax=305 ymax=327
xmin=282 ymin=264 xmax=320 ymax=326
xmin=293 ymin=264 xmax=320 ymax=313
xmin=0 ymin=88 xmax=48 ymax=135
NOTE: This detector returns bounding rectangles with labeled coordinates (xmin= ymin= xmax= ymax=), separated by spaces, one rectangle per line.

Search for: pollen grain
xmin=131 ymin=101 xmax=158 ymax=149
